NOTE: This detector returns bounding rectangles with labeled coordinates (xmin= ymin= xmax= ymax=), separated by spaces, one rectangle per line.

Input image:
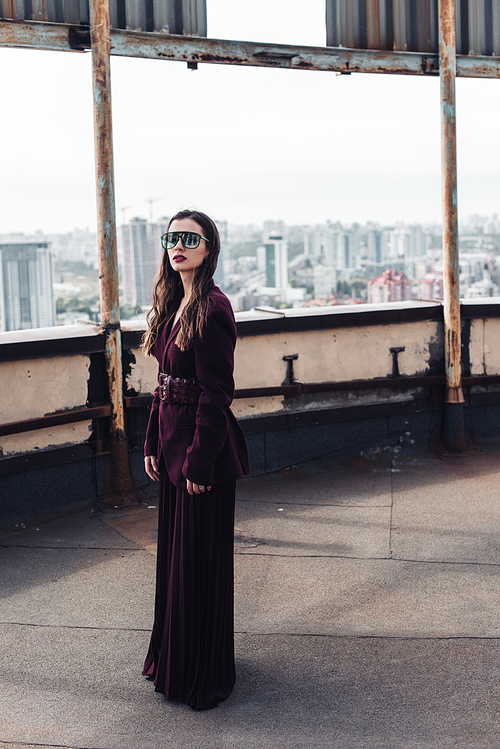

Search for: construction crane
xmin=147 ymin=197 xmax=165 ymax=222
xmin=120 ymin=205 xmax=132 ymax=226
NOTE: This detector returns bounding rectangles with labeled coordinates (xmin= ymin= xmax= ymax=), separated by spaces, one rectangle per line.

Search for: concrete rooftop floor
xmin=1 ymin=444 xmax=500 ymax=748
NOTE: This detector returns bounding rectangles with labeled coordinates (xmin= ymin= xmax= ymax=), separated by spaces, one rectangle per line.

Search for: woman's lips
xmin=173 ymin=255 xmax=186 ymax=262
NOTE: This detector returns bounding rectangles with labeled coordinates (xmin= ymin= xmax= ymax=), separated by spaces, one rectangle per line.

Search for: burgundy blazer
xmin=144 ymin=282 xmax=250 ymax=489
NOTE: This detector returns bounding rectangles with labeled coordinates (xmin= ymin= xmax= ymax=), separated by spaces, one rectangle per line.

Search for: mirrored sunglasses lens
xmin=165 ymin=232 xmax=178 ymax=249
xmin=182 ymin=232 xmax=200 ymax=249
xmin=163 ymin=231 xmax=203 ymax=249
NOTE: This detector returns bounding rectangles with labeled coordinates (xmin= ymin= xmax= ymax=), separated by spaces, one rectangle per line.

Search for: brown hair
xmin=142 ymin=209 xmax=220 ymax=355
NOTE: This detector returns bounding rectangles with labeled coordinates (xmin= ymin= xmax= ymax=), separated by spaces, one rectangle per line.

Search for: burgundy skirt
xmin=142 ymin=465 xmax=236 ymax=711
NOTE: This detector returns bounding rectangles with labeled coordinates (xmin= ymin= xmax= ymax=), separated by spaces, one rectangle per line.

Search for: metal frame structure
xmin=439 ymin=0 xmax=467 ymax=449
xmin=89 ymin=0 xmax=133 ymax=489
xmin=1 ymin=0 xmax=498 ymax=458
xmin=2 ymin=19 xmax=500 ymax=76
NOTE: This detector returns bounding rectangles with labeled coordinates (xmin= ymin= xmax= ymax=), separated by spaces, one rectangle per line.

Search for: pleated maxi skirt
xmin=142 ymin=465 xmax=236 ymax=711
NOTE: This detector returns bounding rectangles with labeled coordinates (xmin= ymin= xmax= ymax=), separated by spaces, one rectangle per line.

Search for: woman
xmin=142 ymin=208 xmax=250 ymax=711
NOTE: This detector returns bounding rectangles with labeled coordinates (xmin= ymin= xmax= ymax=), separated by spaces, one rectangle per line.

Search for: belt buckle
xmin=160 ymin=373 xmax=171 ymax=402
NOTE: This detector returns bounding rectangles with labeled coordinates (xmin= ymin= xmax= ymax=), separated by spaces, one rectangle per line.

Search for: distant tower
xmin=214 ymin=219 xmax=227 ymax=289
xmin=0 ymin=242 xmax=54 ymax=332
xmin=367 ymin=230 xmax=383 ymax=264
xmin=122 ymin=217 xmax=162 ymax=307
xmin=367 ymin=229 xmax=391 ymax=266
xmin=313 ymin=265 xmax=336 ymax=299
xmin=265 ymin=234 xmax=289 ymax=289
xmin=408 ymin=225 xmax=429 ymax=259
xmin=330 ymin=229 xmax=360 ymax=270
xmin=257 ymin=246 xmax=266 ymax=272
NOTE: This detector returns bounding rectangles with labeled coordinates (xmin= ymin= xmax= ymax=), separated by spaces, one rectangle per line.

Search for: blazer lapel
xmin=162 ymin=317 xmax=181 ymax=372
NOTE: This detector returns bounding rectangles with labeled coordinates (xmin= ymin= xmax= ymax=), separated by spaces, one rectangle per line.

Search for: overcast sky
xmin=1 ymin=0 xmax=499 ymax=234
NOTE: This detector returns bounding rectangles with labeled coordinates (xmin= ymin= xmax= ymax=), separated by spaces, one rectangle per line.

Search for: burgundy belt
xmin=159 ymin=373 xmax=201 ymax=404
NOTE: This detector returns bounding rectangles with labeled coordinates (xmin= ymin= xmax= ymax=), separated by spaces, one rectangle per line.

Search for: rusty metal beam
xmin=2 ymin=19 xmax=500 ymax=78
xmin=108 ymin=29 xmax=441 ymax=75
xmin=90 ymin=0 xmax=133 ymax=492
xmin=0 ymin=405 xmax=112 ymax=437
xmin=439 ymin=0 xmax=466 ymax=451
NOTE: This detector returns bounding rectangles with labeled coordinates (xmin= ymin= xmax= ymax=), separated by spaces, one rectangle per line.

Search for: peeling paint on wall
xmin=0 ymin=356 xmax=90 ymax=424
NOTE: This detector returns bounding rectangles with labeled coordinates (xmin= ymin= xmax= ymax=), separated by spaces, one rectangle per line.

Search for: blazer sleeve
xmin=182 ymin=302 xmax=236 ymax=486
xmin=144 ymin=383 xmax=161 ymax=458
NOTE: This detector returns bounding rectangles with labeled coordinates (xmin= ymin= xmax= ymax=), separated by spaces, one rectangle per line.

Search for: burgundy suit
xmin=142 ymin=281 xmax=249 ymax=710
xmin=144 ymin=280 xmax=249 ymax=488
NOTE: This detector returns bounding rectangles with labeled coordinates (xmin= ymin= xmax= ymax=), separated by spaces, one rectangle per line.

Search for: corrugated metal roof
xmin=326 ymin=0 xmax=500 ymax=56
xmin=0 ymin=0 xmax=207 ymax=35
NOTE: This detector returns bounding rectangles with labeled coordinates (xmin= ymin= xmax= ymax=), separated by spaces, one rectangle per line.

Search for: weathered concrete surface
xmin=391 ymin=450 xmax=500 ymax=563
xmin=2 ymin=445 xmax=500 ymax=748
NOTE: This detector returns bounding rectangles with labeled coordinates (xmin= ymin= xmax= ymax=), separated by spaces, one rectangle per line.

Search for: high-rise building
xmin=368 ymin=269 xmax=412 ymax=303
xmin=367 ymin=229 xmax=391 ymax=265
xmin=313 ymin=264 xmax=336 ymax=299
xmin=381 ymin=225 xmax=430 ymax=264
xmin=333 ymin=230 xmax=360 ymax=270
xmin=264 ymin=234 xmax=289 ymax=289
xmin=121 ymin=217 xmax=162 ymax=307
xmin=459 ymin=253 xmax=490 ymax=289
xmin=418 ymin=274 xmax=444 ymax=301
xmin=303 ymin=226 xmax=326 ymax=259
xmin=386 ymin=228 xmax=409 ymax=260
xmin=464 ymin=267 xmax=499 ymax=298
xmin=263 ymin=220 xmax=285 ymax=238
xmin=408 ymin=225 xmax=430 ymax=259
xmin=0 ymin=242 xmax=54 ymax=332
xmin=256 ymin=246 xmax=266 ymax=272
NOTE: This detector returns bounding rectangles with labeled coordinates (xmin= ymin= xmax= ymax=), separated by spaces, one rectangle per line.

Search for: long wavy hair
xmin=142 ymin=209 xmax=220 ymax=355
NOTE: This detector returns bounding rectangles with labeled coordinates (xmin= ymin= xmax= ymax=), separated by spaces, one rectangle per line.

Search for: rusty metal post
xmin=90 ymin=0 xmax=133 ymax=492
xmin=439 ymin=0 xmax=466 ymax=451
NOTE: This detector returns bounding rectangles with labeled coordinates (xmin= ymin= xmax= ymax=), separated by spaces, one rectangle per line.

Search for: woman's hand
xmin=186 ymin=479 xmax=212 ymax=496
xmin=145 ymin=455 xmax=160 ymax=482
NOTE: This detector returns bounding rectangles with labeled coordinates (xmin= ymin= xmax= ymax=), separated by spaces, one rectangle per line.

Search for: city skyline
xmin=2 ymin=209 xmax=499 ymax=332
xmin=2 ymin=210 xmax=497 ymax=246
xmin=1 ymin=0 xmax=499 ymax=235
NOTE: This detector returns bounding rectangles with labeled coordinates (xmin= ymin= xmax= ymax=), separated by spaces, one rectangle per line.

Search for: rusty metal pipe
xmin=90 ymin=0 xmax=133 ymax=492
xmin=439 ymin=0 xmax=466 ymax=450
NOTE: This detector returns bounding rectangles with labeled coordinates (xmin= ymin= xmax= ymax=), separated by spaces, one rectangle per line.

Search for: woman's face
xmin=166 ymin=217 xmax=209 ymax=276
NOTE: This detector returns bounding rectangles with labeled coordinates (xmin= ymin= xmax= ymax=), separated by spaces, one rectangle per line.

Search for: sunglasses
xmin=161 ymin=231 xmax=210 ymax=250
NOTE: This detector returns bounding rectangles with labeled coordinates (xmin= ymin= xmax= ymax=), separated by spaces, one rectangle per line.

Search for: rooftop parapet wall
xmin=0 ymin=353 xmax=91 ymax=456
xmin=0 ymin=326 xmax=103 ymax=459
xmin=470 ymin=317 xmax=500 ymax=375
xmin=126 ymin=305 xmax=444 ymax=422
xmin=2 ymin=300 xmax=500 ymax=530
xmin=1 ymin=300 xmax=500 ymax=465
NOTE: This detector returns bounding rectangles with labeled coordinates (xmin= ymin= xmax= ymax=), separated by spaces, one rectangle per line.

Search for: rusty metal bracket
xmin=68 ymin=25 xmax=90 ymax=50
xmin=389 ymin=347 xmax=405 ymax=377
xmin=421 ymin=56 xmax=440 ymax=75
xmin=282 ymin=354 xmax=299 ymax=386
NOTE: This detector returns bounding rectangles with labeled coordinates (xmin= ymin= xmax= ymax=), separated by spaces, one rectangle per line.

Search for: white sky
xmin=0 ymin=0 xmax=499 ymax=234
